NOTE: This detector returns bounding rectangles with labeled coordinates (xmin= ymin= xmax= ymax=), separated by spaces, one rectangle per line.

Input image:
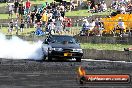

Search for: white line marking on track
xmin=82 ymin=59 xmax=132 ymax=64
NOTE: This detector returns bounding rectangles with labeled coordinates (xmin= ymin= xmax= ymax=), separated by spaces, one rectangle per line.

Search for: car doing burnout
xmin=42 ymin=35 xmax=83 ymax=62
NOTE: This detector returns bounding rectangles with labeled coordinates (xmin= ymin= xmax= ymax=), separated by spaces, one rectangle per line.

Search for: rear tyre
xmin=76 ymin=58 xmax=81 ymax=62
xmin=42 ymin=55 xmax=46 ymax=61
xmin=48 ymin=56 xmax=52 ymax=61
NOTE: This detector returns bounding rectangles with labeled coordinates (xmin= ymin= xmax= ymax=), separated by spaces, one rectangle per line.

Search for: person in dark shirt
xmin=18 ymin=0 xmax=24 ymax=18
xmin=14 ymin=0 xmax=19 ymax=15
xmin=20 ymin=19 xmax=25 ymax=32
xmin=33 ymin=5 xmax=37 ymax=13
xmin=47 ymin=4 xmax=51 ymax=10
xmin=8 ymin=21 xmax=13 ymax=33
xmin=60 ymin=10 xmax=65 ymax=18
xmin=51 ymin=2 xmax=56 ymax=9
xmin=35 ymin=12 xmax=41 ymax=23
xmin=31 ymin=11 xmax=35 ymax=23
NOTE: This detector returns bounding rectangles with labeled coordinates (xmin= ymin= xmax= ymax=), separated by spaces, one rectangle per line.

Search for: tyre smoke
xmin=0 ymin=33 xmax=44 ymax=60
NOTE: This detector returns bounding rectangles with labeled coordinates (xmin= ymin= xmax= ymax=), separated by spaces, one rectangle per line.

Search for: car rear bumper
xmin=49 ymin=51 xmax=83 ymax=59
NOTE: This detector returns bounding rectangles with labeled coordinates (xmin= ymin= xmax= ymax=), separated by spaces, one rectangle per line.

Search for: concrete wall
xmin=75 ymin=36 xmax=132 ymax=44
xmin=5 ymin=35 xmax=132 ymax=44
xmin=83 ymin=49 xmax=132 ymax=61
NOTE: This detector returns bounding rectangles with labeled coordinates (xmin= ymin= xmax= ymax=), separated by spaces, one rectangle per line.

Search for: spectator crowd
xmin=7 ymin=0 xmax=73 ymax=35
xmin=111 ymin=0 xmax=132 ymax=14
xmin=2 ymin=0 xmax=132 ymax=36
xmin=81 ymin=0 xmax=132 ymax=37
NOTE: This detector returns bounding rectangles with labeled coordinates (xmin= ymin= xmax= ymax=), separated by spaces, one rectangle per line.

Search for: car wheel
xmin=48 ymin=56 xmax=52 ymax=61
xmin=42 ymin=55 xmax=46 ymax=61
xmin=76 ymin=58 xmax=81 ymax=62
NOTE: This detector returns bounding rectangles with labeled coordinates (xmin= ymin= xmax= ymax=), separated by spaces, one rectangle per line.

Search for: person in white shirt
xmin=101 ymin=1 xmax=107 ymax=11
xmin=87 ymin=20 xmax=96 ymax=36
xmin=81 ymin=19 xmax=89 ymax=36
xmin=14 ymin=19 xmax=19 ymax=35
xmin=120 ymin=5 xmax=126 ymax=14
xmin=7 ymin=3 xmax=14 ymax=18
xmin=115 ymin=17 xmax=125 ymax=35
xmin=88 ymin=20 xmax=95 ymax=31
xmin=48 ymin=22 xmax=55 ymax=34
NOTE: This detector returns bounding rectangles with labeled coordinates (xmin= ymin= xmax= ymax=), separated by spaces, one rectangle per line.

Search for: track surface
xmin=0 ymin=59 xmax=132 ymax=88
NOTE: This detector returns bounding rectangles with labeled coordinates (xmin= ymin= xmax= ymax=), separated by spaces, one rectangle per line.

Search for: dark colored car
xmin=42 ymin=35 xmax=83 ymax=62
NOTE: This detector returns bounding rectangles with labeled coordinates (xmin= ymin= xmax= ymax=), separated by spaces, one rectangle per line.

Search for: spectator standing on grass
xmin=18 ymin=0 xmax=24 ymax=19
xmin=8 ymin=20 xmax=13 ymax=34
xmin=35 ymin=10 xmax=42 ymax=23
xmin=33 ymin=5 xmax=38 ymax=13
xmin=26 ymin=13 xmax=31 ymax=28
xmin=100 ymin=1 xmax=107 ymax=12
xmin=14 ymin=0 xmax=19 ymax=17
xmin=55 ymin=16 xmax=63 ymax=35
xmin=111 ymin=0 xmax=119 ymax=10
xmin=93 ymin=4 xmax=99 ymax=13
xmin=20 ymin=19 xmax=25 ymax=32
xmin=7 ymin=3 xmax=14 ymax=18
xmin=47 ymin=21 xmax=55 ymax=34
xmin=41 ymin=10 xmax=48 ymax=29
xmin=60 ymin=3 xmax=65 ymax=12
xmin=60 ymin=4 xmax=65 ymax=18
xmin=14 ymin=19 xmax=19 ymax=34
xmin=120 ymin=4 xmax=126 ymax=14
xmin=127 ymin=1 xmax=132 ymax=13
xmin=25 ymin=0 xmax=31 ymax=14
xmin=52 ymin=8 xmax=58 ymax=19
xmin=31 ymin=11 xmax=35 ymax=23
xmin=47 ymin=10 xmax=53 ymax=23
xmin=47 ymin=4 xmax=52 ymax=10
xmin=87 ymin=1 xmax=92 ymax=12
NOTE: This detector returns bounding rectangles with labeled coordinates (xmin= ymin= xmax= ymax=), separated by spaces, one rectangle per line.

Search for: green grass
xmin=0 ymin=0 xmax=51 ymax=7
xmin=0 ymin=3 xmax=7 ymax=7
xmin=81 ymin=43 xmax=132 ymax=51
xmin=0 ymin=0 xmax=71 ymax=7
xmin=0 ymin=14 xmax=16 ymax=19
xmin=0 ymin=27 xmax=36 ymax=36
xmin=0 ymin=26 xmax=80 ymax=36
xmin=65 ymin=10 xmax=112 ymax=16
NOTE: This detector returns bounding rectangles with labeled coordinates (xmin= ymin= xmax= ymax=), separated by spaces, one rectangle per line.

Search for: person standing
xmin=14 ymin=0 xmax=19 ymax=17
xmin=8 ymin=20 xmax=14 ymax=34
xmin=18 ymin=0 xmax=24 ymax=19
xmin=41 ymin=10 xmax=48 ymax=29
xmin=14 ymin=19 xmax=19 ymax=35
xmin=20 ymin=19 xmax=25 ymax=32
xmin=7 ymin=3 xmax=14 ymax=18
xmin=25 ymin=0 xmax=31 ymax=14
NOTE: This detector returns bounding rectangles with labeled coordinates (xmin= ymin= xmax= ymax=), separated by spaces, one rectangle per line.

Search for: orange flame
xmin=78 ymin=66 xmax=86 ymax=76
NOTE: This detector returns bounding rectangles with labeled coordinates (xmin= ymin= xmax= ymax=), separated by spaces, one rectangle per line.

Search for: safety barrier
xmin=0 ymin=22 xmax=80 ymax=36
xmin=82 ymin=49 xmax=132 ymax=62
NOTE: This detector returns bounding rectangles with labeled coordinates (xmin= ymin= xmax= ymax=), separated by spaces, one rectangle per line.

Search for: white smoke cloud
xmin=0 ymin=33 xmax=44 ymax=60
